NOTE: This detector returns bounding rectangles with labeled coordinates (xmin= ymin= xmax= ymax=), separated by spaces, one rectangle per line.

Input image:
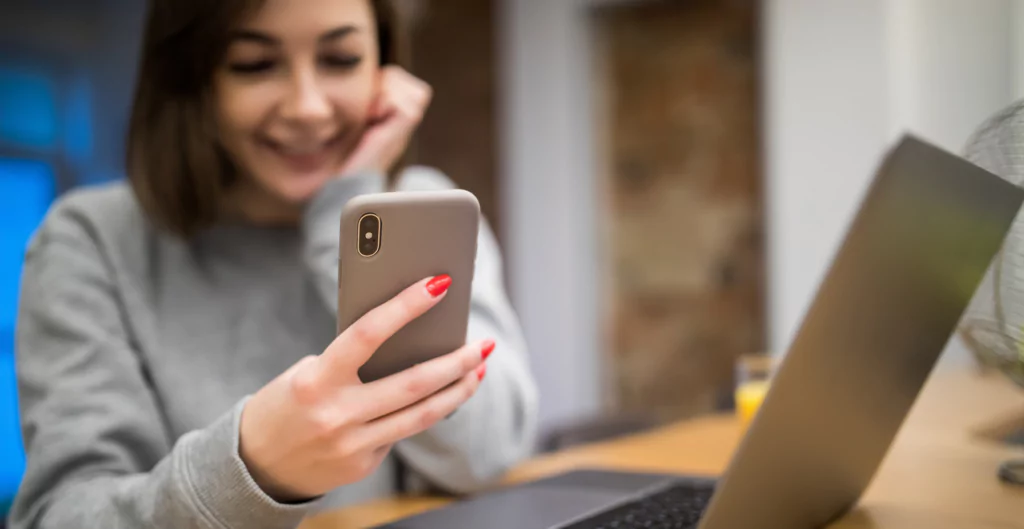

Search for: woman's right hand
xmin=238 ymin=274 xmax=493 ymax=501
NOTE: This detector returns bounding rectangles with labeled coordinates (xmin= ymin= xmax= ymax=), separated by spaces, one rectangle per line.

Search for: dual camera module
xmin=357 ymin=213 xmax=382 ymax=257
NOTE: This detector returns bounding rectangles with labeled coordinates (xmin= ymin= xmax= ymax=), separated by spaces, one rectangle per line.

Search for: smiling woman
xmin=214 ymin=8 xmax=381 ymax=204
xmin=127 ymin=0 xmax=413 ymax=235
xmin=9 ymin=1 xmax=538 ymax=528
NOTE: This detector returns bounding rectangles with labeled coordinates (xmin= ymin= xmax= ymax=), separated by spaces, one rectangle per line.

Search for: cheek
xmin=214 ymin=78 xmax=278 ymax=141
xmin=325 ymin=75 xmax=378 ymax=129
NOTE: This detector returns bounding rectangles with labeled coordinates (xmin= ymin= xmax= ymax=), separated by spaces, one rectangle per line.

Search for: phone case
xmin=338 ymin=189 xmax=480 ymax=382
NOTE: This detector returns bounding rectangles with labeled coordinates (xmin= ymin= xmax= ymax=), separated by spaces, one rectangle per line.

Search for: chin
xmin=265 ymin=172 xmax=336 ymax=204
xmin=249 ymin=150 xmax=345 ymax=203
xmin=244 ymin=140 xmax=354 ymax=204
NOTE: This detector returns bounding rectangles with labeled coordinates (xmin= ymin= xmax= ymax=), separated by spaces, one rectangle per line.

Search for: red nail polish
xmin=481 ymin=339 xmax=496 ymax=360
xmin=477 ymin=364 xmax=487 ymax=381
xmin=425 ymin=274 xmax=452 ymax=297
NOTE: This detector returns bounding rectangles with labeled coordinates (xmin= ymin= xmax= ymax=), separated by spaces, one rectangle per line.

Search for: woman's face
xmin=214 ymin=0 xmax=380 ymax=207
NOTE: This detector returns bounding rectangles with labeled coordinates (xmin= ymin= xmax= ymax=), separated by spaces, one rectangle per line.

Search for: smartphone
xmin=338 ymin=189 xmax=480 ymax=382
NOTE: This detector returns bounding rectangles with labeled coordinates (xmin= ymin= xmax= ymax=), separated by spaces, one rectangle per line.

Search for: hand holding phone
xmin=338 ymin=189 xmax=480 ymax=382
xmin=239 ymin=276 xmax=492 ymax=502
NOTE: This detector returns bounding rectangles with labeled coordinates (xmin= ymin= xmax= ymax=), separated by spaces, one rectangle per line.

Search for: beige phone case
xmin=338 ymin=189 xmax=480 ymax=382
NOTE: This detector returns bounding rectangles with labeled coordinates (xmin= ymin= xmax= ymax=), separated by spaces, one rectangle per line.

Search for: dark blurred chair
xmin=539 ymin=413 xmax=663 ymax=453
xmin=539 ymin=386 xmax=736 ymax=453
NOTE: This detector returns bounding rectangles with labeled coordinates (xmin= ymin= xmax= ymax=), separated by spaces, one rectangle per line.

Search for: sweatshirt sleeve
xmin=302 ymin=168 xmax=539 ymax=493
xmin=9 ymin=202 xmax=313 ymax=529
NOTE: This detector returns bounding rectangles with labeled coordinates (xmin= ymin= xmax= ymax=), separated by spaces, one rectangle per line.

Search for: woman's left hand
xmin=339 ymin=66 xmax=432 ymax=177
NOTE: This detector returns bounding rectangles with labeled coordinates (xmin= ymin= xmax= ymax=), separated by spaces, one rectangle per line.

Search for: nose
xmin=279 ymin=65 xmax=333 ymax=126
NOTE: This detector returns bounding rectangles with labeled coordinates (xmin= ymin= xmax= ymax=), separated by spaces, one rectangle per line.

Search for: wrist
xmin=172 ymin=400 xmax=314 ymax=527
xmin=238 ymin=402 xmax=315 ymax=504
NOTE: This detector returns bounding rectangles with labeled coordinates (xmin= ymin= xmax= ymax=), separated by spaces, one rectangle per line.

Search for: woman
xmin=9 ymin=0 xmax=538 ymax=527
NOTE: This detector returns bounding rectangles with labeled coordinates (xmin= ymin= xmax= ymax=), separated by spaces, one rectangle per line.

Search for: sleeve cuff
xmin=174 ymin=399 xmax=317 ymax=529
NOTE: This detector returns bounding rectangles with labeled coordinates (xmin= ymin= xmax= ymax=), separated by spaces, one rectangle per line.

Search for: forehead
xmin=238 ymin=0 xmax=376 ymax=34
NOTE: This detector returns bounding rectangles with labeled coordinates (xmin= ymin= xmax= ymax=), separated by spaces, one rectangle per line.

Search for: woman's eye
xmin=227 ymin=60 xmax=276 ymax=75
xmin=322 ymin=55 xmax=363 ymax=70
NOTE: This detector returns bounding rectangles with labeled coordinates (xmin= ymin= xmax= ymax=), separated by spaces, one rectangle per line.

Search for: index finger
xmin=319 ymin=274 xmax=452 ymax=385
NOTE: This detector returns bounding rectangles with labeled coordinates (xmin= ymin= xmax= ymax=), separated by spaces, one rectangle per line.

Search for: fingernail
xmin=481 ymin=339 xmax=496 ymax=360
xmin=425 ymin=274 xmax=452 ymax=297
xmin=477 ymin=364 xmax=487 ymax=381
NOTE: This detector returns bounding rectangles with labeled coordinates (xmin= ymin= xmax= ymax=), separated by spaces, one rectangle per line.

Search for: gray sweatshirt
xmin=9 ymin=168 xmax=539 ymax=529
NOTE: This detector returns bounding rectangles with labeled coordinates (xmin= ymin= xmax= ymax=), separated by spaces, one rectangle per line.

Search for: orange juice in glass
xmin=735 ymin=354 xmax=774 ymax=426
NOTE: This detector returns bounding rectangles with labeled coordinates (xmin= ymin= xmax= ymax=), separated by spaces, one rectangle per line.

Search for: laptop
xmin=375 ymin=135 xmax=1024 ymax=529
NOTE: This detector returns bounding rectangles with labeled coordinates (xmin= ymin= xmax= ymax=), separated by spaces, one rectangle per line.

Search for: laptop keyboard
xmin=564 ymin=482 xmax=715 ymax=529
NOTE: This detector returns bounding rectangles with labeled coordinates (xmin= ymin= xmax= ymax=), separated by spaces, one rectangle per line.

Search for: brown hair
xmin=126 ymin=0 xmax=406 ymax=237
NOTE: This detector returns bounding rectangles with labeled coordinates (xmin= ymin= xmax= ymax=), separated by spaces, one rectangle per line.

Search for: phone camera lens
xmin=357 ymin=214 xmax=381 ymax=257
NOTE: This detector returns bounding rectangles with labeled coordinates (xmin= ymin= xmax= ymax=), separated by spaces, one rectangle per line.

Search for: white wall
xmin=765 ymin=0 xmax=1023 ymax=365
xmin=1016 ymin=1 xmax=1024 ymax=96
xmin=887 ymin=0 xmax=1017 ymax=152
xmin=498 ymin=0 xmax=605 ymax=432
xmin=764 ymin=0 xmax=893 ymax=358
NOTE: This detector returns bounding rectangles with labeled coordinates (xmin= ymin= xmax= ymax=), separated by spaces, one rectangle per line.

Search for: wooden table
xmin=304 ymin=370 xmax=1024 ymax=528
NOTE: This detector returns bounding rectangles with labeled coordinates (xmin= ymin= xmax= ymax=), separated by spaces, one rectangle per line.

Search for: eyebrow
xmin=230 ymin=30 xmax=277 ymax=45
xmin=320 ymin=26 xmax=359 ymax=42
xmin=228 ymin=26 xmax=360 ymax=46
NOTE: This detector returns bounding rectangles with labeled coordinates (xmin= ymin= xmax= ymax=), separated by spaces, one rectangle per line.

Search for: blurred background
xmin=2 ymin=0 xmax=1023 ymax=513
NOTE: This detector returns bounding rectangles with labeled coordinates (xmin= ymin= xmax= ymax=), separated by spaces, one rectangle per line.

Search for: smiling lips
xmin=259 ymin=134 xmax=343 ymax=173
